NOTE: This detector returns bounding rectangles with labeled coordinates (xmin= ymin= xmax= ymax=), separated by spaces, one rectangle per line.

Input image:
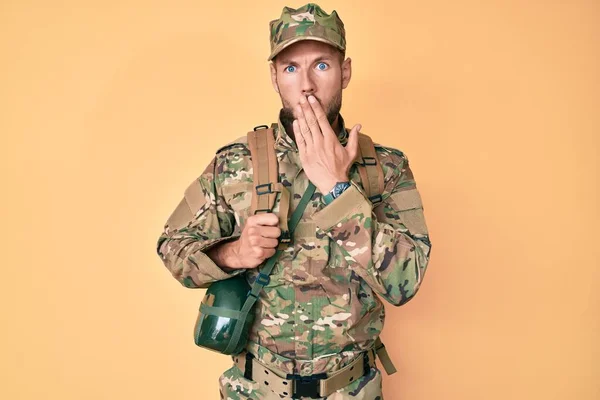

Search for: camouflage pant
xmin=218 ymin=364 xmax=383 ymax=400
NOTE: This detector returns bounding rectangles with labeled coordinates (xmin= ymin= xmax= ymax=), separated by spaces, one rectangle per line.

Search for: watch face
xmin=333 ymin=182 xmax=351 ymax=197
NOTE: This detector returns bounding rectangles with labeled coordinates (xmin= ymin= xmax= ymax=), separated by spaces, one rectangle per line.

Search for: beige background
xmin=1 ymin=1 xmax=598 ymax=399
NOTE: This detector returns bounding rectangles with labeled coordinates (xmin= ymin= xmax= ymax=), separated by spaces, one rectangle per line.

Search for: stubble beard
xmin=279 ymin=90 xmax=343 ymax=142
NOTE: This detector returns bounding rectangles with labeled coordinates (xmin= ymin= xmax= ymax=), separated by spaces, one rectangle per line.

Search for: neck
xmin=330 ymin=114 xmax=340 ymax=134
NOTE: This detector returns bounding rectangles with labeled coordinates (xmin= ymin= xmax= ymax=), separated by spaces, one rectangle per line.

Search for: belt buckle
xmin=286 ymin=373 xmax=327 ymax=399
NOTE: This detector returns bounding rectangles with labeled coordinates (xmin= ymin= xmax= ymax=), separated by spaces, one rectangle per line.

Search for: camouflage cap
xmin=268 ymin=3 xmax=346 ymax=61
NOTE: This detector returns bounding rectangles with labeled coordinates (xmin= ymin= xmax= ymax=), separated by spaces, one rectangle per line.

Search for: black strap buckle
xmin=369 ymin=194 xmax=383 ymax=204
xmin=256 ymin=183 xmax=274 ymax=195
xmin=362 ymin=156 xmax=377 ymax=166
xmin=244 ymin=352 xmax=254 ymax=380
xmin=286 ymin=373 xmax=327 ymax=399
xmin=278 ymin=230 xmax=291 ymax=244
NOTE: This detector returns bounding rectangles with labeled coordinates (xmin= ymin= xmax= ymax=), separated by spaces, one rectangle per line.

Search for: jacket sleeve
xmin=156 ymin=156 xmax=244 ymax=288
xmin=312 ymin=153 xmax=432 ymax=306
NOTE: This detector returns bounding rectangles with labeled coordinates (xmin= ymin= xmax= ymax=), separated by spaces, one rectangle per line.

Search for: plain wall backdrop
xmin=1 ymin=1 xmax=598 ymax=399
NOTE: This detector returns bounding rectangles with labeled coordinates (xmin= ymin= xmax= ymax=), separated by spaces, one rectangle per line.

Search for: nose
xmin=299 ymin=69 xmax=316 ymax=96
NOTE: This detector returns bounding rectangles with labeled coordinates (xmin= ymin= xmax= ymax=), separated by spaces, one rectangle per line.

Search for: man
xmin=156 ymin=3 xmax=431 ymax=399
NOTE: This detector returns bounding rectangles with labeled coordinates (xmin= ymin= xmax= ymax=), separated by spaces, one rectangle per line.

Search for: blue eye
xmin=286 ymin=66 xmax=296 ymax=73
xmin=317 ymin=62 xmax=328 ymax=70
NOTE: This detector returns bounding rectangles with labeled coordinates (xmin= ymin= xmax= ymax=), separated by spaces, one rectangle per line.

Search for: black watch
xmin=323 ymin=181 xmax=351 ymax=204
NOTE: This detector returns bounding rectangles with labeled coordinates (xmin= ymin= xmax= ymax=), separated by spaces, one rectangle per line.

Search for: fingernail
xmin=308 ymin=95 xmax=316 ymax=103
xmin=300 ymin=96 xmax=306 ymax=104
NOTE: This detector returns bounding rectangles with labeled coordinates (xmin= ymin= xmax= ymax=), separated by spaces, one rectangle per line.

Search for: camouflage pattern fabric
xmin=156 ymin=112 xmax=431 ymax=393
xmin=268 ymin=3 xmax=346 ymax=61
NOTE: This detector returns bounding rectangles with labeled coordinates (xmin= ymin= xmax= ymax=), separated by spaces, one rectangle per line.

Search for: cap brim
xmin=268 ymin=36 xmax=345 ymax=61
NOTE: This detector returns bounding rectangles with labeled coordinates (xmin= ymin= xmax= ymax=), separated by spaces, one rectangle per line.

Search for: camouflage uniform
xmin=156 ymin=3 xmax=431 ymax=399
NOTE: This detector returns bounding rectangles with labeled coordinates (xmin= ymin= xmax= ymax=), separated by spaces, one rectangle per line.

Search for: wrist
xmin=223 ymin=240 xmax=242 ymax=269
xmin=207 ymin=239 xmax=241 ymax=270
xmin=320 ymin=176 xmax=349 ymax=194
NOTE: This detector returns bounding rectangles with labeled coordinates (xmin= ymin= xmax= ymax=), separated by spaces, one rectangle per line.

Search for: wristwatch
xmin=323 ymin=181 xmax=351 ymax=205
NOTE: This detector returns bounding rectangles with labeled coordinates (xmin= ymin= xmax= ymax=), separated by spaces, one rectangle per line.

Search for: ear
xmin=269 ymin=62 xmax=280 ymax=93
xmin=341 ymin=57 xmax=352 ymax=89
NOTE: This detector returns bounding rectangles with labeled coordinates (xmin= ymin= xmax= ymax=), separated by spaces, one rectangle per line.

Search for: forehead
xmin=275 ymin=40 xmax=339 ymax=64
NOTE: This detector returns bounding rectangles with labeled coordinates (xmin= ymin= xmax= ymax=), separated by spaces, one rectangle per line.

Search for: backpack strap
xmin=353 ymin=132 xmax=385 ymax=206
xmin=374 ymin=337 xmax=397 ymax=375
xmin=247 ymin=125 xmax=291 ymax=249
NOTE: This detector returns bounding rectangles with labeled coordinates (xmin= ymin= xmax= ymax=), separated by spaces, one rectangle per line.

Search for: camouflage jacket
xmin=156 ymin=113 xmax=431 ymax=372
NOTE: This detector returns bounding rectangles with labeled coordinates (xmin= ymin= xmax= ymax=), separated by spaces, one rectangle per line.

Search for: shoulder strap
xmin=354 ymin=132 xmax=385 ymax=206
xmin=374 ymin=337 xmax=397 ymax=375
xmin=246 ymin=125 xmax=291 ymax=248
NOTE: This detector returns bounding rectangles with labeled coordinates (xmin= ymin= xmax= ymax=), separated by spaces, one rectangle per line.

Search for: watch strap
xmin=323 ymin=192 xmax=335 ymax=205
xmin=323 ymin=181 xmax=350 ymax=205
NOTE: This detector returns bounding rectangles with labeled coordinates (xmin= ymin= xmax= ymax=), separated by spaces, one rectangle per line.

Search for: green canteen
xmin=193 ymin=274 xmax=254 ymax=355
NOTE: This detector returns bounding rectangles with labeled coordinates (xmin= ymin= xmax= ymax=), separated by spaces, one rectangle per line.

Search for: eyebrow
xmin=278 ymin=55 xmax=334 ymax=66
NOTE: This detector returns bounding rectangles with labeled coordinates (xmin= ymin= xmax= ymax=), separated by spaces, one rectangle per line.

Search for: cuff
xmin=313 ymin=181 xmax=372 ymax=232
xmin=189 ymin=252 xmax=241 ymax=284
xmin=196 ymin=235 xmax=242 ymax=278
